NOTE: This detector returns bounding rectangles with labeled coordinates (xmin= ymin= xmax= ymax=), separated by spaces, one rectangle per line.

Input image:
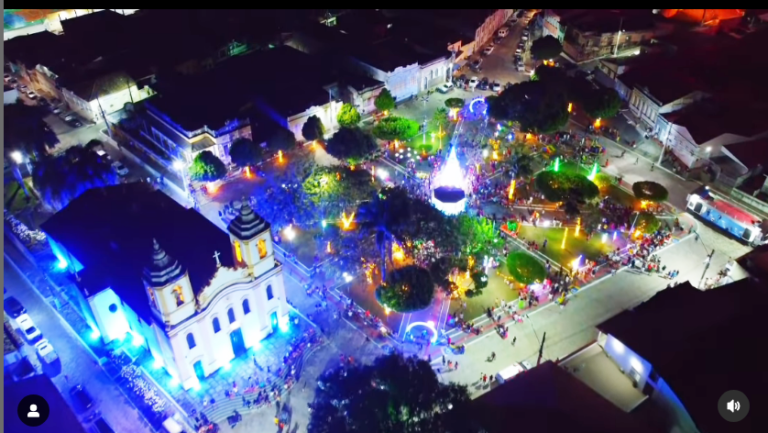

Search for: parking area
xmin=561 ymin=343 xmax=648 ymax=412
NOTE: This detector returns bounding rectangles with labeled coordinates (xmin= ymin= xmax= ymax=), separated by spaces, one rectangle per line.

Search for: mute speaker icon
xmin=727 ymin=400 xmax=741 ymax=413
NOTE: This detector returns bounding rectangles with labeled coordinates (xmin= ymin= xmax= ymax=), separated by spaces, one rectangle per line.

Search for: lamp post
xmin=9 ymin=150 xmax=31 ymax=197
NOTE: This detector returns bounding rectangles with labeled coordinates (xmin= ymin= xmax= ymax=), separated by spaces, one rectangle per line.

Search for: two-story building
xmin=40 ymin=183 xmax=290 ymax=390
xmin=596 ymin=279 xmax=766 ymax=433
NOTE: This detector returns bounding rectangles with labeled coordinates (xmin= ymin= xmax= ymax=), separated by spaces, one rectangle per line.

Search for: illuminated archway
xmin=469 ymin=97 xmax=485 ymax=114
xmin=405 ymin=320 xmax=438 ymax=344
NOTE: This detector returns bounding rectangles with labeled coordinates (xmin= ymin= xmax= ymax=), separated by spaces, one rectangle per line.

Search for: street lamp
xmin=10 ymin=151 xmax=23 ymax=164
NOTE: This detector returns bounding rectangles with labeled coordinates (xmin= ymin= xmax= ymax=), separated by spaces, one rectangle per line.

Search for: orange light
xmin=568 ymin=103 xmax=573 ymax=113
xmin=336 ymin=172 xmax=341 ymax=181
xmin=245 ymin=166 xmax=252 ymax=178
xmin=327 ymin=241 xmax=332 ymax=253
xmin=278 ymin=150 xmax=284 ymax=162
xmin=350 ymin=165 xmax=355 ymax=171
xmin=341 ymin=211 xmax=355 ymax=230
xmin=392 ymin=243 xmax=405 ymax=261
xmin=234 ymin=241 xmax=243 ymax=263
xmin=594 ymin=118 xmax=601 ymax=128
xmin=508 ymin=179 xmax=516 ymax=200
xmin=207 ymin=182 xmax=218 ymax=193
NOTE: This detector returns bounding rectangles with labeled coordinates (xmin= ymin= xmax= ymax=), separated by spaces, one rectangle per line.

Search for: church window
xmin=173 ymin=286 xmax=184 ymax=306
xmin=186 ymin=333 xmax=196 ymax=349
xmin=234 ymin=241 xmax=243 ymax=263
xmin=227 ymin=308 xmax=236 ymax=324
xmin=243 ymin=299 xmax=251 ymax=315
xmin=266 ymin=285 xmax=274 ymax=301
xmin=212 ymin=318 xmax=221 ymax=333
xmin=108 ymin=303 xmax=118 ymax=313
xmin=257 ymin=239 xmax=267 ymax=259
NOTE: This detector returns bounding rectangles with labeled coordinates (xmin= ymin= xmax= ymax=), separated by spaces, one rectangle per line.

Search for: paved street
xmin=5 ymin=253 xmax=152 ymax=433
xmin=430 ymin=221 xmax=750 ymax=396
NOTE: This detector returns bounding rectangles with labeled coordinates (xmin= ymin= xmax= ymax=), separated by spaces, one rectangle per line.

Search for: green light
xmin=554 ymin=157 xmax=560 ymax=172
xmin=588 ymin=162 xmax=598 ymax=181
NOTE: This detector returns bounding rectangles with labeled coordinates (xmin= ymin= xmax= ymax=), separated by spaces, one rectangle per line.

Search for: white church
xmin=41 ymin=183 xmax=290 ymax=390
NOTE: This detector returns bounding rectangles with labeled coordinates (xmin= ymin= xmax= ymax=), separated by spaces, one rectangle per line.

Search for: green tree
xmin=534 ymin=170 xmax=599 ymax=202
xmin=267 ymin=127 xmax=297 ymax=152
xmin=358 ymin=187 xmax=413 ymax=282
xmin=303 ymin=165 xmax=376 ymax=218
xmin=456 ymin=214 xmax=500 ymax=257
xmin=530 ymin=35 xmax=563 ymax=61
xmin=632 ymin=181 xmax=669 ymax=203
xmin=32 ymin=145 xmax=119 ymax=211
xmin=374 ymin=88 xmax=396 ymax=112
xmin=326 ymin=127 xmax=380 ymax=164
xmin=376 ymin=265 xmax=435 ymax=312
xmin=228 ymin=138 xmax=262 ymax=167
xmin=584 ymin=87 xmax=622 ymax=119
xmin=506 ymin=251 xmax=547 ymax=285
xmin=433 ymin=107 xmax=449 ymax=129
xmin=444 ymin=98 xmax=464 ymax=109
xmin=489 ymin=81 xmax=569 ymax=133
xmin=372 ymin=116 xmax=420 ymax=141
xmin=189 ymin=150 xmax=227 ymax=182
xmin=309 ymin=353 xmax=471 ymax=433
xmin=532 ymin=64 xmax=567 ymax=83
xmin=337 ymin=103 xmax=362 ymax=127
xmin=302 ymin=115 xmax=326 ymax=142
xmin=5 ymin=102 xmax=59 ymax=197
xmin=633 ymin=211 xmax=661 ymax=234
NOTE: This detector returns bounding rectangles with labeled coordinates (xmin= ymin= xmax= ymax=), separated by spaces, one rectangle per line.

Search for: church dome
xmin=143 ymin=238 xmax=186 ymax=287
xmin=228 ymin=199 xmax=270 ymax=240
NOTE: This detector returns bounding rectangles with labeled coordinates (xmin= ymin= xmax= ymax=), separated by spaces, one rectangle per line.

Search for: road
xmin=4 ymin=253 xmax=152 ymax=433
xmin=431 ymin=220 xmax=751 ymax=395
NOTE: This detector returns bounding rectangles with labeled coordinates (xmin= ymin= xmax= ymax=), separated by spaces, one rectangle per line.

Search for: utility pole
xmin=536 ymin=331 xmax=547 ymax=366
xmin=698 ymin=249 xmax=716 ymax=289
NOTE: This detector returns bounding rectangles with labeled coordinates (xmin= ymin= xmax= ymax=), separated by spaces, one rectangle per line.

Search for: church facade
xmin=40 ymin=184 xmax=290 ymax=390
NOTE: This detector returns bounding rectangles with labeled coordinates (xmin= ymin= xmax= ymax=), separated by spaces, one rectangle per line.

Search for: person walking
xmin=490 ymin=352 xmax=496 ymax=361
xmin=512 ymin=336 xmax=517 ymax=346
xmin=442 ymin=355 xmax=446 ymax=366
xmin=635 ymin=157 xmax=639 ymax=165
xmin=455 ymin=361 xmax=459 ymax=370
xmin=482 ymin=374 xmax=488 ymax=384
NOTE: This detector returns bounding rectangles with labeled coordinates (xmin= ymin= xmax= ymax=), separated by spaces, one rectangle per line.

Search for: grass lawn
xmin=517 ymin=225 xmax=630 ymax=267
xmin=401 ymin=122 xmax=455 ymax=156
xmin=458 ymin=270 xmax=520 ymax=320
xmin=605 ymin=184 xmax=639 ymax=209
xmin=4 ymin=179 xmax=38 ymax=214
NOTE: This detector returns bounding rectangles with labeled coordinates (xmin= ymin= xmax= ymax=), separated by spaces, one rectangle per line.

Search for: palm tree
xmin=32 ymin=145 xmax=118 ymax=211
xmin=4 ymin=102 xmax=59 ymax=196
xmin=509 ymin=150 xmax=534 ymax=179
xmin=357 ymin=187 xmax=411 ymax=283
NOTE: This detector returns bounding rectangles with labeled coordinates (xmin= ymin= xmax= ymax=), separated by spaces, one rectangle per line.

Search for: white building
xmin=41 ymin=184 xmax=290 ymax=390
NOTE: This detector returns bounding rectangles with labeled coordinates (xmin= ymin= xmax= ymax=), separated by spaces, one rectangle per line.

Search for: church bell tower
xmin=143 ymin=238 xmax=195 ymax=327
xmin=227 ymin=200 xmax=275 ymax=277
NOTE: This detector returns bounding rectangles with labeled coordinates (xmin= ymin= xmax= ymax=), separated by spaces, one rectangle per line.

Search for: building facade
xmin=629 ymin=88 xmax=708 ymax=135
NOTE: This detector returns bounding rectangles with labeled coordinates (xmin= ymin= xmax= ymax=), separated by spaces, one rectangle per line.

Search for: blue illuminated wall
xmin=47 ymin=235 xmax=84 ymax=272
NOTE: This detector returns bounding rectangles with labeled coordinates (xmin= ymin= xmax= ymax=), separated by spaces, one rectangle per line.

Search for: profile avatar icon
xmin=17 ymin=394 xmax=50 ymax=426
xmin=27 ymin=404 xmax=40 ymax=418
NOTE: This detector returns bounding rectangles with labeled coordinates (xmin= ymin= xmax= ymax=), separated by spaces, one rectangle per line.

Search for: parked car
xmin=491 ymin=82 xmax=501 ymax=92
xmin=38 ymin=98 xmax=49 ymax=107
xmin=4 ymin=296 xmax=26 ymax=318
xmin=468 ymin=76 xmax=479 ymax=90
xmin=4 ymin=73 xmax=10 ymax=83
xmin=479 ymin=77 xmax=491 ymax=90
xmin=497 ymin=27 xmax=509 ymax=38
xmin=515 ymin=46 xmax=523 ymax=54
xmin=91 ymin=417 xmax=115 ymax=433
xmin=65 ymin=116 xmax=83 ymax=128
xmin=454 ymin=74 xmax=468 ymax=87
xmin=437 ymin=82 xmax=454 ymax=94
xmin=516 ymin=62 xmax=526 ymax=72
xmin=482 ymin=45 xmax=494 ymax=56
xmin=9 ymin=77 xmax=18 ymax=85
xmin=19 ymin=85 xmax=28 ymax=92
xmin=521 ymin=33 xmax=529 ymax=41
xmin=51 ymin=105 xmax=63 ymax=114
xmin=35 ymin=339 xmax=59 ymax=363
xmin=470 ymin=59 xmax=483 ymax=71
xmin=26 ymin=91 xmax=37 ymax=100
xmin=508 ymin=17 xmax=519 ymax=25
xmin=16 ymin=314 xmax=42 ymax=342
xmin=70 ymin=385 xmax=95 ymax=410
xmin=493 ymin=36 xmax=503 ymax=45
xmin=111 ymin=161 xmax=129 ymax=176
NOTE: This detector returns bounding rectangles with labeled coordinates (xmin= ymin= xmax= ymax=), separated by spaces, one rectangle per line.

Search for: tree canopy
xmin=534 ymin=170 xmax=599 ymax=202
xmin=632 ymin=181 xmax=669 ymax=203
xmin=228 ymin=138 xmax=262 ymax=167
xmin=189 ymin=150 xmax=227 ymax=182
xmin=303 ymin=165 xmax=376 ymax=218
xmin=326 ymin=126 xmax=380 ymax=164
xmin=250 ymin=147 xmax=316 ymax=229
xmin=583 ymin=87 xmax=622 ymax=119
xmin=633 ymin=211 xmax=661 ymax=234
xmin=530 ymin=35 xmax=563 ymax=61
xmin=374 ymin=88 xmax=396 ymax=112
xmin=302 ymin=115 xmax=326 ymax=142
xmin=444 ymin=98 xmax=464 ymax=109
xmin=456 ymin=214 xmax=500 ymax=258
xmin=488 ymin=81 xmax=569 ymax=133
xmin=32 ymin=145 xmax=119 ymax=211
xmin=4 ymin=102 xmax=58 ymax=158
xmin=372 ymin=116 xmax=420 ymax=141
xmin=309 ymin=353 xmax=471 ymax=433
xmin=376 ymin=265 xmax=435 ymax=312
xmin=337 ymin=103 xmax=362 ymax=127
xmin=506 ymin=252 xmax=547 ymax=285
xmin=267 ymin=127 xmax=297 ymax=152
xmin=433 ymin=107 xmax=449 ymax=129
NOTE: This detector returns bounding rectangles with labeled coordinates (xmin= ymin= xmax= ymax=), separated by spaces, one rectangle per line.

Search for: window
xmin=173 ymin=286 xmax=184 ymax=306
xmin=234 ymin=241 xmax=243 ymax=263
xmin=108 ymin=303 xmax=118 ymax=313
xmin=212 ymin=318 xmax=221 ymax=333
xmin=186 ymin=333 xmax=196 ymax=349
xmin=243 ymin=299 xmax=251 ymax=315
xmin=266 ymin=285 xmax=274 ymax=301
xmin=227 ymin=307 xmax=236 ymax=324
xmin=257 ymin=239 xmax=267 ymax=259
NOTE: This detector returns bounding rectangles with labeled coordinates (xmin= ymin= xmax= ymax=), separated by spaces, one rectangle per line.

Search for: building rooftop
xmin=352 ymin=38 xmax=437 ymax=72
xmin=341 ymin=73 xmax=385 ymax=93
xmin=738 ymin=243 xmax=768 ymax=282
xmin=618 ymin=64 xmax=702 ymax=105
xmin=5 ymin=374 xmax=87 ymax=433
xmin=470 ymin=361 xmax=658 ymax=433
xmin=597 ymin=279 xmax=768 ymax=433
xmin=40 ymin=183 xmax=236 ymax=322
xmin=563 ymin=9 xmax=661 ymax=34
xmin=723 ymin=139 xmax=768 ymax=171
xmin=667 ymin=101 xmax=768 ymax=144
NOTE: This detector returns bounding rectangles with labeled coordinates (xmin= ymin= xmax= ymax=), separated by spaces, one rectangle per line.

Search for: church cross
xmin=213 ymin=250 xmax=222 ymax=267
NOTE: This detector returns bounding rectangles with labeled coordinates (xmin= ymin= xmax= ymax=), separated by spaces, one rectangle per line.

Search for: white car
xmin=508 ymin=17 xmax=518 ymax=25
xmin=437 ymin=82 xmax=454 ymax=94
xmin=35 ymin=339 xmax=59 ymax=363
xmin=468 ymin=77 xmax=479 ymax=90
xmin=482 ymin=45 xmax=494 ymax=56
xmin=521 ymin=34 xmax=529 ymax=41
xmin=26 ymin=91 xmax=37 ymax=99
xmin=515 ymin=47 xmax=523 ymax=54
xmin=16 ymin=314 xmax=42 ymax=342
xmin=112 ymin=161 xmax=129 ymax=176
xmin=491 ymin=82 xmax=501 ymax=92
